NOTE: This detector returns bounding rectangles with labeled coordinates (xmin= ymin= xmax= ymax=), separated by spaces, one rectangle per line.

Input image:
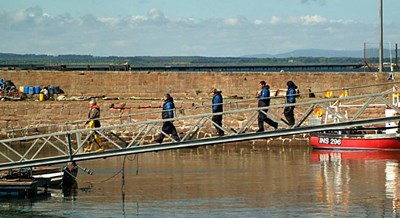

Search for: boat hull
xmin=310 ymin=133 xmax=400 ymax=150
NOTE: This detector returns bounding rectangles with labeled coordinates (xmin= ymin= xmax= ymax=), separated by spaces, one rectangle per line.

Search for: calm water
xmin=1 ymin=143 xmax=400 ymax=217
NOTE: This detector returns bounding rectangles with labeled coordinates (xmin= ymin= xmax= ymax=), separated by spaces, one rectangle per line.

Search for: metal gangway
xmin=1 ymin=83 xmax=400 ymax=171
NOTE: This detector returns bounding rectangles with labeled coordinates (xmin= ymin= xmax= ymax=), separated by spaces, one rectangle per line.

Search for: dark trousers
xmin=284 ymin=106 xmax=295 ymax=126
xmin=156 ymin=121 xmax=180 ymax=143
xmin=212 ymin=114 xmax=224 ymax=136
xmin=258 ymin=110 xmax=278 ymax=131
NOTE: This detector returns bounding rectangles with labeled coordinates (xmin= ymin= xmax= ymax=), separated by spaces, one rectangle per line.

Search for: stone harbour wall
xmin=0 ymin=70 xmax=390 ymax=99
xmin=0 ymin=70 xmax=393 ymax=146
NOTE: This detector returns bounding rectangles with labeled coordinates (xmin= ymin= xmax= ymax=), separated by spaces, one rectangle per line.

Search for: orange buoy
xmin=313 ymin=108 xmax=324 ymax=117
xmin=339 ymin=90 xmax=348 ymax=98
xmin=324 ymin=90 xmax=333 ymax=98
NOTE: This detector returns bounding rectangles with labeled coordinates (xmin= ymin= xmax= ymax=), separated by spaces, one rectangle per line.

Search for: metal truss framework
xmin=0 ymin=89 xmax=400 ymax=171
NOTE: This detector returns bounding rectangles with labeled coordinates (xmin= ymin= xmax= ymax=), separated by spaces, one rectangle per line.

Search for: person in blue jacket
xmin=284 ymin=81 xmax=298 ymax=126
xmin=155 ymin=93 xmax=180 ymax=143
xmin=257 ymin=81 xmax=278 ymax=132
xmin=211 ymin=88 xmax=224 ymax=136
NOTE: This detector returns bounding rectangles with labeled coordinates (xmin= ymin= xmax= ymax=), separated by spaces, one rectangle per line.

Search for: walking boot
xmin=96 ymin=146 xmax=104 ymax=152
xmin=154 ymin=135 xmax=163 ymax=144
xmin=95 ymin=135 xmax=104 ymax=152
xmin=172 ymin=134 xmax=180 ymax=142
xmin=84 ymin=142 xmax=93 ymax=152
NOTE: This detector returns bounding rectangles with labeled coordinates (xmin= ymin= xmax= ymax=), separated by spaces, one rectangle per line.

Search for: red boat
xmin=310 ymin=132 xmax=400 ymax=150
xmin=310 ymin=86 xmax=400 ymax=150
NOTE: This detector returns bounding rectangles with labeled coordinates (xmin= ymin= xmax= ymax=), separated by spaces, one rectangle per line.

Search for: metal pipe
xmin=396 ymin=43 xmax=399 ymax=70
xmin=379 ymin=0 xmax=384 ymax=72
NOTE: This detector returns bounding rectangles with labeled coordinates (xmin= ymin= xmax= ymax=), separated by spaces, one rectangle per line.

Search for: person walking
xmin=257 ymin=80 xmax=278 ymax=132
xmin=211 ymin=88 xmax=224 ymax=136
xmin=84 ymin=99 xmax=104 ymax=152
xmin=284 ymin=81 xmax=298 ymax=127
xmin=155 ymin=93 xmax=180 ymax=143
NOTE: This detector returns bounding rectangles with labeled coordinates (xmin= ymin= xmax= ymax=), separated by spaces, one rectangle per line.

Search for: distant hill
xmin=0 ymin=50 xmax=381 ymax=67
xmin=243 ymin=48 xmax=400 ymax=59
xmin=243 ymin=49 xmax=365 ymax=58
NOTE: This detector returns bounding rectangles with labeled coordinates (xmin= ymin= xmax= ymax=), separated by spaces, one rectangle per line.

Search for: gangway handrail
xmin=1 ymin=88 xmax=398 ymax=140
xmin=0 ymin=115 xmax=399 ymax=171
xmin=0 ymin=88 xmax=396 ymax=142
xmin=3 ymin=82 xmax=399 ymax=136
xmin=3 ymin=81 xmax=400 ymax=135
xmin=0 ymin=89 xmax=398 ymax=170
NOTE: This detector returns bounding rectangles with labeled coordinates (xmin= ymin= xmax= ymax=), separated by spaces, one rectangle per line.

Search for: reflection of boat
xmin=0 ymin=162 xmax=83 ymax=198
xmin=0 ymin=167 xmax=63 ymax=197
xmin=311 ymin=149 xmax=400 ymax=162
xmin=310 ymin=131 xmax=400 ymax=150
xmin=311 ymin=149 xmax=400 ymax=213
xmin=32 ymin=167 xmax=64 ymax=188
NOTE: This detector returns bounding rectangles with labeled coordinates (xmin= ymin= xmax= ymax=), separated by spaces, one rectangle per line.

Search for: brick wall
xmin=0 ymin=70 xmax=393 ymax=145
xmin=0 ymin=70 xmax=389 ymax=99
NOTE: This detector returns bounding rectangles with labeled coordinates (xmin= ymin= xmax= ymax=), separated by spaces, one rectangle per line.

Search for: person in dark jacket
xmin=284 ymin=81 xmax=298 ymax=126
xmin=211 ymin=88 xmax=224 ymax=136
xmin=257 ymin=81 xmax=278 ymax=132
xmin=155 ymin=93 xmax=180 ymax=143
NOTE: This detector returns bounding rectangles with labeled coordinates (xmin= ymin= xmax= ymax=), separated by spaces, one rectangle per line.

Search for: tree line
xmin=0 ymin=53 xmax=368 ymax=67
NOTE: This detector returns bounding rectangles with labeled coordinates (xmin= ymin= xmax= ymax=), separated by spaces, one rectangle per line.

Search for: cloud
xmin=129 ymin=8 xmax=170 ymax=27
xmin=11 ymin=10 xmax=28 ymax=22
xmin=176 ymin=17 xmax=200 ymax=27
xmin=147 ymin=8 xmax=163 ymax=20
xmin=301 ymin=0 xmax=326 ymax=5
xmin=299 ymin=15 xmax=327 ymax=25
xmin=269 ymin=16 xmax=280 ymax=25
xmin=264 ymin=15 xmax=351 ymax=26
xmin=97 ymin=17 xmax=121 ymax=28
xmin=224 ymin=18 xmax=240 ymax=26
xmin=3 ymin=7 xmax=50 ymax=25
xmin=0 ymin=6 xmax=399 ymax=57
xmin=254 ymin=19 xmax=263 ymax=25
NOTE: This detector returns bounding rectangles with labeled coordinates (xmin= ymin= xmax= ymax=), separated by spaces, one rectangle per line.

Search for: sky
xmin=1 ymin=0 xmax=399 ymax=57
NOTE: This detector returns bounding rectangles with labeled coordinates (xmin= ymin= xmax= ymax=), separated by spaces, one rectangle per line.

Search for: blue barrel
xmin=34 ymin=86 xmax=40 ymax=94
xmin=28 ymin=86 xmax=34 ymax=95
xmin=24 ymin=86 xmax=29 ymax=94
xmin=49 ymin=85 xmax=55 ymax=95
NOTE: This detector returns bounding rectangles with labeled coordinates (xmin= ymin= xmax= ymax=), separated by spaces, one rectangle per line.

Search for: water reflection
xmin=311 ymin=150 xmax=400 ymax=216
xmin=2 ymin=145 xmax=400 ymax=217
xmin=385 ymin=161 xmax=400 ymax=214
xmin=61 ymin=162 xmax=78 ymax=200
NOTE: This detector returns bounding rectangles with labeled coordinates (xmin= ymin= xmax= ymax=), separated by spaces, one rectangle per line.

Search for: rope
xmin=98 ymin=154 xmax=136 ymax=184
